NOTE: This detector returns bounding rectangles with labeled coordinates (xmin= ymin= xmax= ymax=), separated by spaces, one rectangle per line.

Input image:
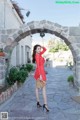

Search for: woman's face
xmin=36 ymin=46 xmax=41 ymax=53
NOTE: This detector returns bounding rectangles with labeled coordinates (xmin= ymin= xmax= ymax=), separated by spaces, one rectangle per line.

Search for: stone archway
xmin=1 ymin=20 xmax=80 ymax=91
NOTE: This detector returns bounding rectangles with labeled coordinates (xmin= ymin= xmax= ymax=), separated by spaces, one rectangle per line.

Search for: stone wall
xmin=0 ymin=20 xmax=80 ymax=91
xmin=0 ymin=56 xmax=6 ymax=87
xmin=0 ymin=29 xmax=17 ymax=87
xmin=0 ymin=81 xmax=18 ymax=105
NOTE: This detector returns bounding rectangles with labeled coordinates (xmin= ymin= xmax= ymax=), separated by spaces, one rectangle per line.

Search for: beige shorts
xmin=35 ymin=79 xmax=46 ymax=88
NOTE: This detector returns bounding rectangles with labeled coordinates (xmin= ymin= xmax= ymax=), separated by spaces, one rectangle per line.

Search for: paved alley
xmin=0 ymin=67 xmax=80 ymax=120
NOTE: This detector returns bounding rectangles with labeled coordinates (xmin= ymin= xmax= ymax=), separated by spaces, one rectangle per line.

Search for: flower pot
xmin=0 ymin=52 xmax=5 ymax=57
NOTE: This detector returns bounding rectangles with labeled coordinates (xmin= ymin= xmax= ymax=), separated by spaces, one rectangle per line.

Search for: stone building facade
xmin=0 ymin=0 xmax=32 ymax=87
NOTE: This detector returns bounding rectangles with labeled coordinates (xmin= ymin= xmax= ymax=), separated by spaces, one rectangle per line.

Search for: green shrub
xmin=6 ymin=66 xmax=28 ymax=86
xmin=16 ymin=69 xmax=28 ymax=83
xmin=6 ymin=67 xmax=18 ymax=85
xmin=26 ymin=64 xmax=33 ymax=72
xmin=20 ymin=65 xmax=28 ymax=72
xmin=67 ymin=75 xmax=74 ymax=83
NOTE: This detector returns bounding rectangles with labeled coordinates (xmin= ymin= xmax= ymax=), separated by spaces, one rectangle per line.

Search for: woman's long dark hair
xmin=32 ymin=44 xmax=41 ymax=63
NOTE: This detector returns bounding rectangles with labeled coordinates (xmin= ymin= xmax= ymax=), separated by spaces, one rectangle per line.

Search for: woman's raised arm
xmin=40 ymin=47 xmax=47 ymax=55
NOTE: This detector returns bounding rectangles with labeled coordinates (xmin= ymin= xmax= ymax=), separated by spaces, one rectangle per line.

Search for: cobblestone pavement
xmin=0 ymin=67 xmax=80 ymax=120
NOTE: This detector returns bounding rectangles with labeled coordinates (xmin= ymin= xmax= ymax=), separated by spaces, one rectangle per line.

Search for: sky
xmin=16 ymin=0 xmax=80 ymax=26
xmin=15 ymin=0 xmax=80 ymax=43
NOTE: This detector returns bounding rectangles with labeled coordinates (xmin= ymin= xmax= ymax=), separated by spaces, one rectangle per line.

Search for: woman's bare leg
xmin=42 ymin=85 xmax=47 ymax=104
xmin=42 ymin=84 xmax=49 ymax=108
xmin=35 ymin=87 xmax=40 ymax=102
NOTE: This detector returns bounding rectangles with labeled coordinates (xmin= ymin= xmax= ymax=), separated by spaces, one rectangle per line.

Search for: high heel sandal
xmin=37 ymin=101 xmax=42 ymax=107
xmin=43 ymin=104 xmax=49 ymax=112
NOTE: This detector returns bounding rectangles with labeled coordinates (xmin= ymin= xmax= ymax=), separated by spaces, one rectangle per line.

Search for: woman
xmin=32 ymin=44 xmax=49 ymax=112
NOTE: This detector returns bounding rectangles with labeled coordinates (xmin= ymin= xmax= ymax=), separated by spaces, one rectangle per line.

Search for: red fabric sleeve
xmin=35 ymin=54 xmax=41 ymax=76
xmin=40 ymin=47 xmax=47 ymax=55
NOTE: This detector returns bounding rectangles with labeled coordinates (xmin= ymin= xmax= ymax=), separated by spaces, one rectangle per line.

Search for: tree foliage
xmin=49 ymin=42 xmax=69 ymax=53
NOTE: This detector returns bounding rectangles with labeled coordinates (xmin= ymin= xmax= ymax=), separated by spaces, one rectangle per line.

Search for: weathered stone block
xmin=74 ymin=36 xmax=80 ymax=43
xmin=69 ymin=27 xmax=80 ymax=36
xmin=18 ymin=29 xmax=24 ymax=35
xmin=1 ymin=35 xmax=8 ymax=43
xmin=13 ymin=33 xmax=19 ymax=40
xmin=1 ymin=30 xmax=6 ymax=34
xmin=54 ymin=23 xmax=62 ymax=28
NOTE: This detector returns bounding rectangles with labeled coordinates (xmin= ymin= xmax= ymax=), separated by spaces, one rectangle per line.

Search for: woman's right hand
xmin=41 ymin=46 xmax=44 ymax=49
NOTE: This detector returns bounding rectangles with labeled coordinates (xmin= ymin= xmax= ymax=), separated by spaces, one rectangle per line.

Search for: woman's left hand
xmin=42 ymin=80 xmax=46 ymax=85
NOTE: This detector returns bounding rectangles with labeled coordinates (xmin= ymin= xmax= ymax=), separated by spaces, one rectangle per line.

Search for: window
xmin=25 ymin=46 xmax=30 ymax=63
xmin=16 ymin=44 xmax=19 ymax=66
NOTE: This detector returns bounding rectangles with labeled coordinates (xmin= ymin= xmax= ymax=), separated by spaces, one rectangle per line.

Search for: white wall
xmin=11 ymin=36 xmax=32 ymax=66
xmin=0 ymin=0 xmax=23 ymax=29
xmin=10 ymin=46 xmax=16 ymax=67
xmin=19 ymin=36 xmax=32 ymax=65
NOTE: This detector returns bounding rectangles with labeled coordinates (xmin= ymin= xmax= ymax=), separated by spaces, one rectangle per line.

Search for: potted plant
xmin=26 ymin=64 xmax=33 ymax=72
xmin=16 ymin=69 xmax=28 ymax=87
xmin=67 ymin=75 xmax=74 ymax=86
xmin=0 ymin=48 xmax=5 ymax=56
